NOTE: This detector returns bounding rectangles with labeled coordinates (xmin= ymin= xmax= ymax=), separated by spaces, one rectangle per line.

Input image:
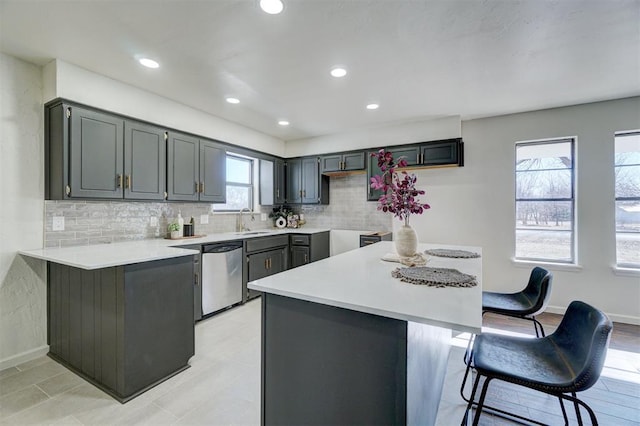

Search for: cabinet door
xmin=69 ymin=106 xmax=124 ymax=199
xmin=124 ymin=121 xmax=166 ymax=200
xmin=343 ymin=152 xmax=365 ymax=171
xmin=320 ymin=155 xmax=342 ymax=173
xmin=420 ymin=140 xmax=459 ymax=166
xmin=367 ymin=150 xmax=384 ymax=202
xmin=301 ymin=157 xmax=319 ymax=203
xmin=286 ymin=159 xmax=302 ymax=203
xmin=269 ymin=248 xmax=287 ymax=274
xmin=167 ymin=132 xmax=199 ymax=201
xmin=259 ymin=159 xmax=275 ymax=205
xmin=275 ymin=159 xmax=286 ymax=204
xmin=290 ymin=245 xmax=310 ymax=269
xmin=248 ymin=252 xmax=271 ymax=282
xmin=391 ymin=146 xmax=420 ymax=166
xmin=200 ymin=140 xmax=226 ymax=203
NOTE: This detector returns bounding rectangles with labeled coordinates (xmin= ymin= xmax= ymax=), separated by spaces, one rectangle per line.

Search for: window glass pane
xmin=615 ymin=164 xmax=640 ymax=198
xmin=516 ymin=229 xmax=572 ymax=261
xmin=516 ymin=201 xmax=573 ymax=230
xmin=516 ymin=142 xmax=572 ymax=170
xmin=214 ymin=185 xmax=251 ymax=210
xmin=516 ymin=169 xmax=572 ymax=199
xmin=227 ymin=156 xmax=251 ymax=184
xmin=616 ymin=201 xmax=640 ymax=266
xmin=615 ymin=133 xmax=640 ymax=166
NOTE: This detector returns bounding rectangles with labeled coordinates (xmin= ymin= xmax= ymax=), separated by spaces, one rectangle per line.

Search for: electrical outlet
xmin=149 ymin=216 xmax=158 ymax=227
xmin=200 ymin=214 xmax=209 ymax=224
xmin=52 ymin=216 xmax=65 ymax=231
xmin=261 ymin=213 xmax=267 ymax=221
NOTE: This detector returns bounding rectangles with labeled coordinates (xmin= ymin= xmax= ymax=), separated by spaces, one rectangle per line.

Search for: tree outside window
xmin=515 ymin=139 xmax=575 ymax=262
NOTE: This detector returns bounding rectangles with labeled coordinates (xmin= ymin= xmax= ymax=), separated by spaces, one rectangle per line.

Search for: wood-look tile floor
xmin=0 ymin=301 xmax=638 ymax=425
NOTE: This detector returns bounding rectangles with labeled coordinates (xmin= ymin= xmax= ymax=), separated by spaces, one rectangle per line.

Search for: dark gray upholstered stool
xmin=483 ymin=266 xmax=553 ymax=337
xmin=461 ymin=300 xmax=613 ymax=426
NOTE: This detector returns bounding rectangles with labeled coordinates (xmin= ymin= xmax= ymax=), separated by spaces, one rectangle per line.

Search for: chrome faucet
xmin=237 ymin=208 xmax=253 ymax=232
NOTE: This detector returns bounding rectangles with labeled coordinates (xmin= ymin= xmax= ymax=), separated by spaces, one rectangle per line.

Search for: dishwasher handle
xmin=203 ymin=242 xmax=243 ymax=254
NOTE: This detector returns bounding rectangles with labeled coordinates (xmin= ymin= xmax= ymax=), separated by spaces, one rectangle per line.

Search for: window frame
xmin=514 ymin=137 xmax=576 ymax=264
xmin=212 ymin=153 xmax=255 ymax=212
xmin=614 ymin=130 xmax=640 ymax=269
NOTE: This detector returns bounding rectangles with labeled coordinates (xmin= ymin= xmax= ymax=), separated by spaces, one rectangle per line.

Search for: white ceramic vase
xmin=395 ymin=223 xmax=418 ymax=257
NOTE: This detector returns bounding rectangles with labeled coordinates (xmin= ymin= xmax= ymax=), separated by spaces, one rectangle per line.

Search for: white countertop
xmin=19 ymin=228 xmax=330 ymax=270
xmin=248 ymin=241 xmax=482 ymax=333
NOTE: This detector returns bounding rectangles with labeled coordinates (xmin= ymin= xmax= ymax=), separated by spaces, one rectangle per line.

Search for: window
xmin=615 ymin=131 xmax=640 ymax=268
xmin=515 ymin=138 xmax=575 ymax=263
xmin=212 ymin=154 xmax=254 ymax=211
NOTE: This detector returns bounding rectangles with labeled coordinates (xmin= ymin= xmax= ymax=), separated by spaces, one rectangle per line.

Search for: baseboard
xmin=0 ymin=345 xmax=49 ymax=371
xmin=546 ymin=305 xmax=640 ymax=325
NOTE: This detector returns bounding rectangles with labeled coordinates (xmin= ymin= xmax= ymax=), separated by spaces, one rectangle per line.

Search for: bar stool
xmin=483 ymin=266 xmax=553 ymax=337
xmin=462 ymin=300 xmax=613 ymax=426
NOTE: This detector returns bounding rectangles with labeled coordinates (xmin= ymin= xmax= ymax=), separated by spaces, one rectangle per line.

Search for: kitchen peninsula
xmin=248 ymin=241 xmax=482 ymax=426
xmin=18 ymin=228 xmax=329 ymax=402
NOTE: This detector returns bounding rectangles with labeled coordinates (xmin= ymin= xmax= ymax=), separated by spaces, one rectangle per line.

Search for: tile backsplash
xmin=44 ymin=173 xmax=391 ymax=248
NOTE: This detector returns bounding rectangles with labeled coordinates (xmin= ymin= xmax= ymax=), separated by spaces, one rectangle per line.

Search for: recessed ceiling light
xmin=260 ymin=0 xmax=284 ymax=14
xmin=226 ymin=97 xmax=240 ymax=104
xmin=366 ymin=103 xmax=379 ymax=110
xmin=330 ymin=67 xmax=347 ymax=78
xmin=278 ymin=120 xmax=290 ymax=126
xmin=138 ymin=58 xmax=159 ymax=69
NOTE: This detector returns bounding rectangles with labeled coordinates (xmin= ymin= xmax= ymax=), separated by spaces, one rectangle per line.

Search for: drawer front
xmin=360 ymin=236 xmax=380 ymax=247
xmin=290 ymin=234 xmax=310 ymax=246
xmin=246 ymin=235 xmax=289 ymax=253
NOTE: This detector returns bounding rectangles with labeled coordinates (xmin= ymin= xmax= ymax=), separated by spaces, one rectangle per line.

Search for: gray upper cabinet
xmin=199 ymin=140 xmax=226 ymax=203
xmin=167 ymin=132 xmax=199 ymax=201
xmin=259 ymin=158 xmax=286 ymax=206
xmin=69 ymin=106 xmax=124 ymax=199
xmin=320 ymin=151 xmax=366 ymax=173
xmin=167 ymin=133 xmax=226 ymax=202
xmin=419 ymin=138 xmax=462 ymax=166
xmin=47 ymin=101 xmax=166 ymax=201
xmin=124 ymin=121 xmax=166 ymax=200
xmin=287 ymin=157 xmax=329 ymax=204
xmin=286 ymin=159 xmax=303 ymax=203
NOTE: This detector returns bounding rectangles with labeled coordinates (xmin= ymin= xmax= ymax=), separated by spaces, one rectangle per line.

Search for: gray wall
xmin=0 ymin=53 xmax=47 ymax=367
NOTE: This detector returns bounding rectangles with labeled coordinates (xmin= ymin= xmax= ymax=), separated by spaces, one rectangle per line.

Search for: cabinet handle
xmin=201 ymin=182 xmax=205 ymax=193
xmin=116 ymin=174 xmax=122 ymax=188
xmin=264 ymin=259 xmax=268 ymax=269
xmin=125 ymin=175 xmax=131 ymax=189
xmin=276 ymin=189 xmax=279 ymax=198
xmin=195 ymin=182 xmax=199 ymax=193
xmin=304 ymin=253 xmax=308 ymax=262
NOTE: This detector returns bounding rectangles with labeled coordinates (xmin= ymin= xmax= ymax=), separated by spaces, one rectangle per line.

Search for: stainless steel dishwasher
xmin=201 ymin=241 xmax=243 ymax=317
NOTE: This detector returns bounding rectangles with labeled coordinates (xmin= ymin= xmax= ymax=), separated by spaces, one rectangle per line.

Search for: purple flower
xmin=370 ymin=149 xmax=430 ymax=224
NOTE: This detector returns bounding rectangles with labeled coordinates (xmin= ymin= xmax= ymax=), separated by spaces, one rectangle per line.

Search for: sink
xmin=235 ymin=231 xmax=271 ymax=236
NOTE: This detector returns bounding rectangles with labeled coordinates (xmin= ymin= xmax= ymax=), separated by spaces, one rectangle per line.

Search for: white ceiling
xmin=1 ymin=0 xmax=639 ymax=141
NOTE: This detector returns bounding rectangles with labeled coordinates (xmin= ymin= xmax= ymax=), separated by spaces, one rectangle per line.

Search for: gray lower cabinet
xmin=245 ymin=235 xmax=289 ymax=300
xmin=46 ymin=102 xmax=167 ymax=200
xmin=259 ymin=158 xmax=286 ymax=205
xmin=289 ymin=232 xmax=330 ymax=269
xmin=167 ymin=132 xmax=226 ymax=202
xmin=47 ymin=256 xmax=195 ymax=402
xmin=286 ymin=157 xmax=329 ymax=204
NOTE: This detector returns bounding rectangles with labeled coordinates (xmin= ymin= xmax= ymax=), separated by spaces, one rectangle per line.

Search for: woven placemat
xmin=391 ymin=267 xmax=478 ymax=288
xmin=424 ymin=248 xmax=481 ymax=259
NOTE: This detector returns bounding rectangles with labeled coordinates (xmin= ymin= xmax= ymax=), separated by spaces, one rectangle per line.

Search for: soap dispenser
xmin=177 ymin=210 xmax=184 ymax=237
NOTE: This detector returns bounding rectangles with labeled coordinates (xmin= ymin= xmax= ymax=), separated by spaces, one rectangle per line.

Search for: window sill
xmin=510 ymin=258 xmax=583 ymax=272
xmin=612 ymin=266 xmax=640 ymax=277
